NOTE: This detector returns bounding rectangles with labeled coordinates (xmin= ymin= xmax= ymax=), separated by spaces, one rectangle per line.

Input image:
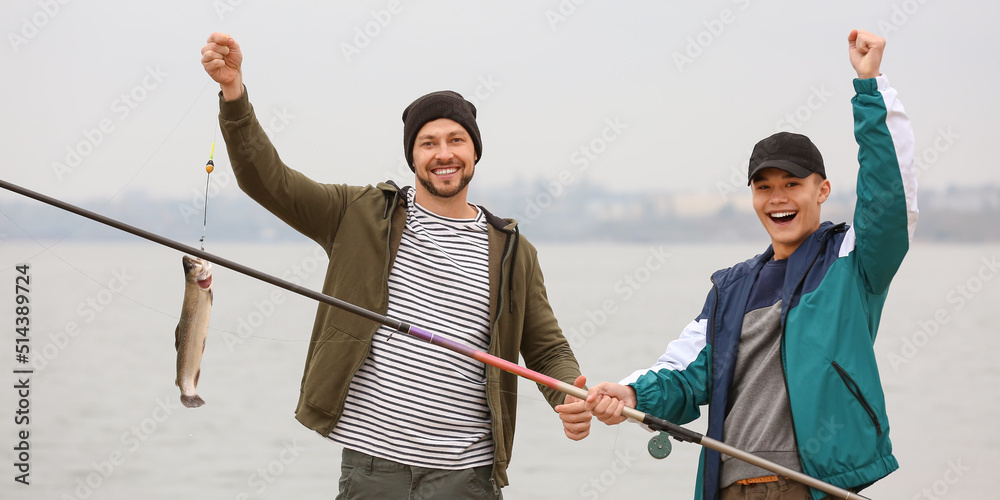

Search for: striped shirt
xmin=328 ymin=189 xmax=494 ymax=468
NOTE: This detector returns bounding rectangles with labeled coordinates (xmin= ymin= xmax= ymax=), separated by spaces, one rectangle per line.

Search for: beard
xmin=417 ymin=160 xmax=475 ymax=198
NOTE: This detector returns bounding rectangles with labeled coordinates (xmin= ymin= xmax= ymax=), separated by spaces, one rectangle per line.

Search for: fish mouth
xmin=183 ymin=255 xmax=213 ymax=284
xmin=182 ymin=255 xmax=197 ymax=274
xmin=195 ymin=261 xmax=213 ymax=285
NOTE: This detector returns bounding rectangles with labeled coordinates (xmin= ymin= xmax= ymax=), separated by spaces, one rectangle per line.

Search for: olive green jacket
xmin=218 ymin=88 xmax=582 ymax=487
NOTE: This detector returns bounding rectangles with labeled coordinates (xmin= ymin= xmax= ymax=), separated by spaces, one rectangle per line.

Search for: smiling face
xmin=751 ymin=168 xmax=831 ymax=260
xmin=412 ymin=118 xmax=477 ymax=204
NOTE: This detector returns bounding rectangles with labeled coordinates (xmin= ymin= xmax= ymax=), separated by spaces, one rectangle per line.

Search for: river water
xmin=0 ymin=241 xmax=996 ymax=499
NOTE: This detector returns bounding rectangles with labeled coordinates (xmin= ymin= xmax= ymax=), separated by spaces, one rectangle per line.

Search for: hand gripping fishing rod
xmin=0 ymin=179 xmax=869 ymax=500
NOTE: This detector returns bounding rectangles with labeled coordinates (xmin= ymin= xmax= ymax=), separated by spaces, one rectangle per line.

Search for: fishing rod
xmin=0 ymin=178 xmax=868 ymax=500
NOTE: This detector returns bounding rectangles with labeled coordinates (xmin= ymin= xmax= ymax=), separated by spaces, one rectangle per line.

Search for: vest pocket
xmin=831 ymin=361 xmax=883 ymax=435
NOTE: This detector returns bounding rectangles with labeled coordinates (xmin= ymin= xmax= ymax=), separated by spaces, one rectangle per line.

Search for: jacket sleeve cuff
xmin=219 ymin=85 xmax=252 ymax=122
xmin=853 ymin=74 xmax=889 ymax=95
xmin=630 ymin=381 xmax=655 ymax=416
xmin=627 ymin=382 xmax=658 ymax=431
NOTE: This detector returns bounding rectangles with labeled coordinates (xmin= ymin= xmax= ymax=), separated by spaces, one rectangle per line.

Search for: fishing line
xmin=200 ymin=132 xmax=216 ymax=251
xmin=0 ymin=82 xmax=216 ymax=270
xmin=611 ymin=420 xmax=622 ymax=465
xmin=101 ymin=81 xmax=215 ymax=222
xmin=0 ymin=220 xmax=176 ymax=320
xmin=0 ymin=179 xmax=868 ymax=500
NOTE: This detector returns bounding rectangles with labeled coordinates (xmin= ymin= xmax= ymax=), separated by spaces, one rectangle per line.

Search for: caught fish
xmin=175 ymin=255 xmax=213 ymax=408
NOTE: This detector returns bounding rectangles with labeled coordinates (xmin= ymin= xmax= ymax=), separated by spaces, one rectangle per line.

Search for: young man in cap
xmin=201 ymin=33 xmax=590 ymax=499
xmin=566 ymin=29 xmax=917 ymax=499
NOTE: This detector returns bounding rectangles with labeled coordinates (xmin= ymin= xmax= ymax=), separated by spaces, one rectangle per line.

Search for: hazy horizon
xmin=2 ymin=1 xmax=997 ymax=210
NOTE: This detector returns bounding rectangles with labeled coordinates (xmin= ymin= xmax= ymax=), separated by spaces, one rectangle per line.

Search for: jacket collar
xmin=378 ymin=180 xmax=517 ymax=233
xmin=782 ymin=221 xmax=846 ymax=276
xmin=477 ymin=205 xmax=518 ymax=233
xmin=711 ymin=221 xmax=847 ymax=291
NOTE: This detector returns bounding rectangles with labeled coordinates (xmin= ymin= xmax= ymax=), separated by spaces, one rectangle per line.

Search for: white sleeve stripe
xmin=839 ymin=226 xmax=856 ymax=258
xmin=620 ymin=318 xmax=707 ymax=385
xmin=877 ymin=75 xmax=919 ymax=242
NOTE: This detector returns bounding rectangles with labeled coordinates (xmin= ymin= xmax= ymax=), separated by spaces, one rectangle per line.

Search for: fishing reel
xmin=647 ymin=431 xmax=672 ymax=459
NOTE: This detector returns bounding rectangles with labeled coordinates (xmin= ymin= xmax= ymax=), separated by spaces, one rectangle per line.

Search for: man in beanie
xmin=566 ymin=29 xmax=917 ymax=499
xmin=201 ymin=33 xmax=589 ymax=499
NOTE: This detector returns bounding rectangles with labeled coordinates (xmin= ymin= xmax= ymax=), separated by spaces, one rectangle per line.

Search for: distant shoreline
xmin=2 ymin=183 xmax=998 ymax=243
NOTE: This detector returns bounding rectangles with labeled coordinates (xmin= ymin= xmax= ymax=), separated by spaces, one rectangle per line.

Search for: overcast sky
xmin=2 ymin=0 xmax=996 ymax=209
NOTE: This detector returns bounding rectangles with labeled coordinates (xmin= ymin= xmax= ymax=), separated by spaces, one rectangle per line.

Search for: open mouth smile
xmin=433 ymin=167 xmax=459 ymax=175
xmin=768 ymin=211 xmax=798 ymax=224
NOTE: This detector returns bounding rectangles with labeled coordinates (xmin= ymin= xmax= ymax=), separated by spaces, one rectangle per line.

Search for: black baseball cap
xmin=747 ymin=132 xmax=826 ymax=185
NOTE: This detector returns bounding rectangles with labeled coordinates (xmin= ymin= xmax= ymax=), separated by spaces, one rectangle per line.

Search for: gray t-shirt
xmin=720 ymin=258 xmax=803 ymax=487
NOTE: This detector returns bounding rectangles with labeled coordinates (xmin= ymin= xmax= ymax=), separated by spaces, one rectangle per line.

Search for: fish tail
xmin=181 ymin=394 xmax=206 ymax=408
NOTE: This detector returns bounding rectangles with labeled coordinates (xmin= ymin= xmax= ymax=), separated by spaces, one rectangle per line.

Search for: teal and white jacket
xmin=624 ymin=75 xmax=916 ymax=499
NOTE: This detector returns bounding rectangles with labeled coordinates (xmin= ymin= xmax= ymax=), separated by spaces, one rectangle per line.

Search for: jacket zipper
xmin=329 ymin=187 xmax=397 ymax=434
xmin=379 ymin=189 xmax=401 ymax=344
xmin=487 ymin=227 xmax=514 ymax=485
xmin=706 ymin=275 xmax=719 ymax=496
xmin=492 ymin=229 xmax=514 ymax=330
xmin=383 ymin=189 xmax=398 ymax=307
xmin=708 ymin=276 xmax=719 ymax=395
xmin=822 ymin=222 xmax=883 ymax=435
xmin=831 ymin=361 xmax=883 ymax=435
xmin=780 ymin=232 xmax=831 ymax=482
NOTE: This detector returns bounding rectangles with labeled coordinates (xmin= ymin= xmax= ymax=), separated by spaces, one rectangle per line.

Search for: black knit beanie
xmin=402 ymin=90 xmax=482 ymax=172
